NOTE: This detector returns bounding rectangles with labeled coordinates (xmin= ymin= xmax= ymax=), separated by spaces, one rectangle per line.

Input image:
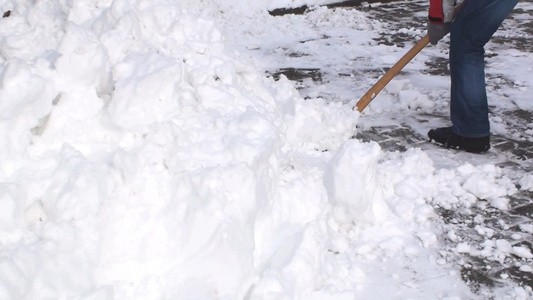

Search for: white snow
xmin=0 ymin=0 xmax=530 ymax=299
xmin=519 ymin=174 xmax=533 ymax=191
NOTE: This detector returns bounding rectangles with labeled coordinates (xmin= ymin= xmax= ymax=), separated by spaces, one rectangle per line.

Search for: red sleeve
xmin=428 ymin=0 xmax=444 ymax=24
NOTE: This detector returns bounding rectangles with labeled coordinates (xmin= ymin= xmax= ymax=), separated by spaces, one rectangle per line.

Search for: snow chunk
xmin=520 ymin=265 xmax=533 ymax=273
xmin=108 ymin=52 xmax=183 ymax=129
xmin=489 ymin=197 xmax=509 ymax=210
xmin=399 ymin=89 xmax=434 ymax=111
xmin=287 ymin=97 xmax=358 ymax=151
xmin=325 ymin=140 xmax=388 ymax=225
xmin=519 ymin=174 xmax=533 ymax=191
xmin=459 ymin=164 xmax=517 ymax=200
xmin=519 ymin=224 xmax=533 ymax=233
xmin=456 ymin=242 xmax=471 ymax=253
xmin=496 ymin=239 xmax=513 ymax=253
xmin=513 ymin=246 xmax=533 ymax=259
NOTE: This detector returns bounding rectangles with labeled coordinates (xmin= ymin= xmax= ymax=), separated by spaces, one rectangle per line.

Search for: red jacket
xmin=429 ymin=0 xmax=457 ymax=23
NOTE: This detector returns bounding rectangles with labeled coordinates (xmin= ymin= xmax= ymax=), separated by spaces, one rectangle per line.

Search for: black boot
xmin=428 ymin=127 xmax=490 ymax=154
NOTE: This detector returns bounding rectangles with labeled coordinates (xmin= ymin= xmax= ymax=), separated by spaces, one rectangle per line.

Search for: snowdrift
xmin=0 ymin=0 xmax=524 ymax=299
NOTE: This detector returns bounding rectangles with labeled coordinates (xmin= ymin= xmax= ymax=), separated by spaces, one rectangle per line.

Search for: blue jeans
xmin=449 ymin=0 xmax=519 ymax=138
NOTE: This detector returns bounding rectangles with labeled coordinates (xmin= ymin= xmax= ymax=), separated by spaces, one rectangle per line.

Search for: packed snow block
xmin=95 ymin=162 xmax=259 ymax=299
xmin=0 ymin=58 xmax=56 ymax=159
xmin=286 ymin=97 xmax=358 ymax=152
xmin=43 ymin=144 xmax=114 ymax=222
xmin=108 ymin=52 xmax=182 ymax=129
xmin=519 ymin=174 xmax=533 ymax=191
xmin=0 ymin=58 xmax=54 ymax=119
xmin=324 ymin=140 xmax=388 ymax=224
xmin=55 ymin=24 xmax=111 ymax=94
xmin=0 ymin=183 xmax=20 ymax=232
xmin=0 ymin=0 xmax=66 ymax=61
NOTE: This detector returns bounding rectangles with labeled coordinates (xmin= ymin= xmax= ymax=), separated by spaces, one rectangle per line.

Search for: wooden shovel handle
xmin=354 ymin=35 xmax=430 ymax=112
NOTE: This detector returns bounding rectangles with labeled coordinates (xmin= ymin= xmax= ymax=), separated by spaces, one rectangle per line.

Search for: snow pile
xmin=0 ymin=0 xmax=529 ymax=299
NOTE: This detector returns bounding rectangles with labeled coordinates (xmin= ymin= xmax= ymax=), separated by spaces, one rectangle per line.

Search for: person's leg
xmin=449 ymin=0 xmax=519 ymax=138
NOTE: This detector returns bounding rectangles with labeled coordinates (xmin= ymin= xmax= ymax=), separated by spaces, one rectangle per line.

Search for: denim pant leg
xmin=449 ymin=0 xmax=519 ymax=138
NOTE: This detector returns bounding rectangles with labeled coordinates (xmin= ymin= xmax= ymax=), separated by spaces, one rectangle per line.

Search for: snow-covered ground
xmin=0 ymin=0 xmax=531 ymax=299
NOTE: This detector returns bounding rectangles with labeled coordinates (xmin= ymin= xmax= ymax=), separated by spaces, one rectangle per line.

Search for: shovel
xmin=353 ymin=34 xmax=430 ymax=112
